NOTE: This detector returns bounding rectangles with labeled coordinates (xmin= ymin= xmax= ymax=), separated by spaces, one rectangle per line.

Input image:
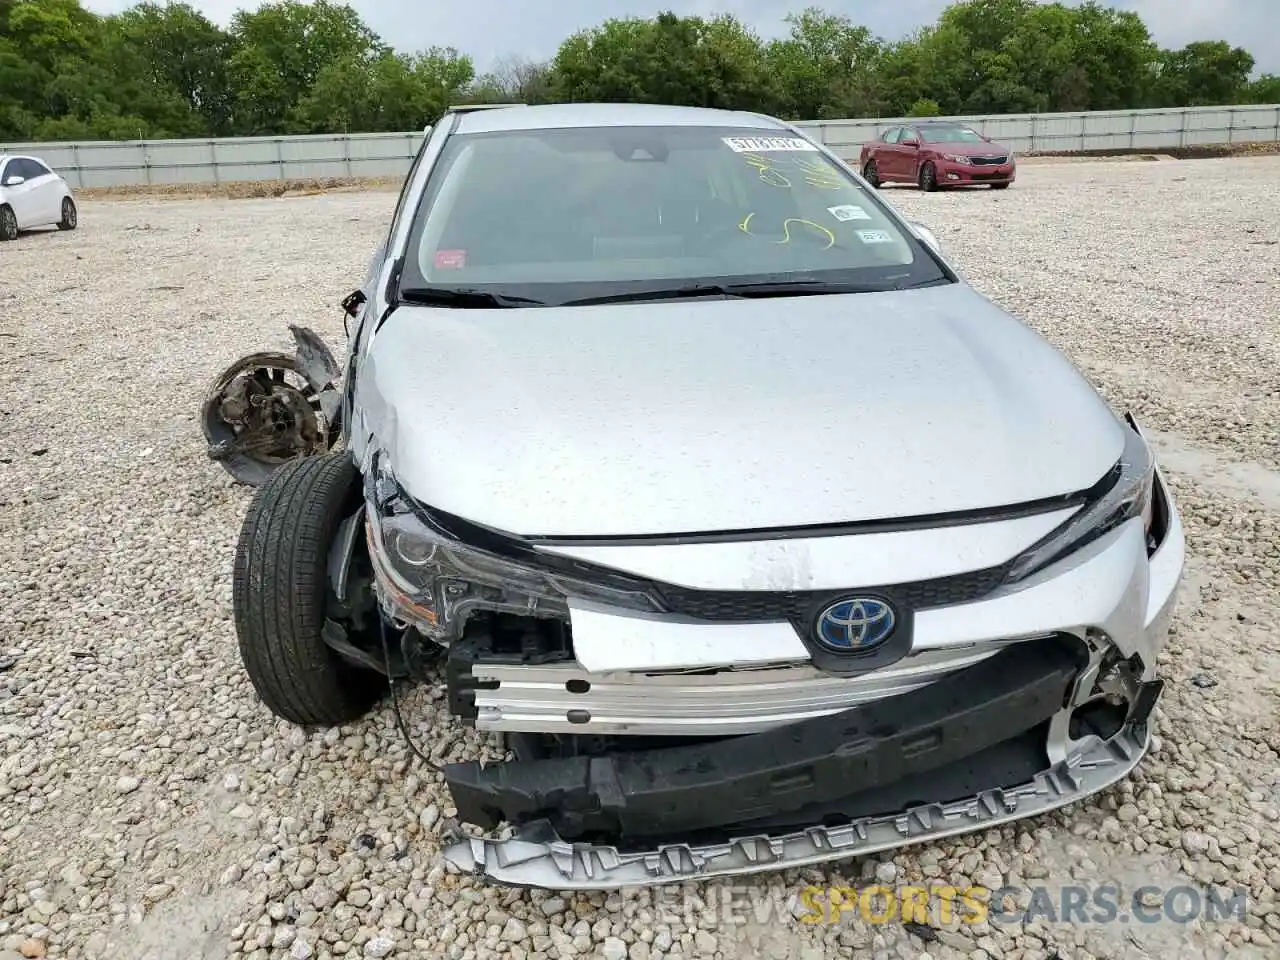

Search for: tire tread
xmin=232 ymin=452 xmax=381 ymax=725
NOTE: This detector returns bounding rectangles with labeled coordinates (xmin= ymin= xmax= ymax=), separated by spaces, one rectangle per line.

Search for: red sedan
xmin=858 ymin=122 xmax=1016 ymax=191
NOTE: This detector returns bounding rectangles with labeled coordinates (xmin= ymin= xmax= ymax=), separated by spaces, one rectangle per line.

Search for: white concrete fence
xmin=3 ymin=103 xmax=1277 ymax=189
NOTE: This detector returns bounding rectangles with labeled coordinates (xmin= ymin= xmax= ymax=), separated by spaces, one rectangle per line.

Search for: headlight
xmin=942 ymin=154 xmax=972 ymax=164
xmin=368 ymin=499 xmax=661 ymax=639
xmin=1004 ymin=421 xmax=1155 ymax=584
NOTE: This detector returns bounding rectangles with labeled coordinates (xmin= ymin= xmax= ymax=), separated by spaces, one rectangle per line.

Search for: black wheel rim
xmin=1 ymin=210 xmax=14 ymax=238
xmin=924 ymin=166 xmax=934 ymax=188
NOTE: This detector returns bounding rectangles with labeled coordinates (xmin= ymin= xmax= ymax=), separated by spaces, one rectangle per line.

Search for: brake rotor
xmin=201 ymin=352 xmax=340 ymax=485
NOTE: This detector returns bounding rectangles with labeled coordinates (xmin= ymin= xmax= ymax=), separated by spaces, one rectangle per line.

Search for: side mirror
xmin=3 ymin=175 xmax=24 ymax=187
xmin=900 ymin=138 xmax=919 ymax=148
xmin=909 ymin=221 xmax=942 ymax=257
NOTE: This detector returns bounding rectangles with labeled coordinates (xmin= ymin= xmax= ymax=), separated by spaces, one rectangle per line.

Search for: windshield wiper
xmin=893 ymin=277 xmax=953 ymax=290
xmin=398 ymin=286 xmax=545 ymax=308
xmin=563 ymin=280 xmax=887 ymax=306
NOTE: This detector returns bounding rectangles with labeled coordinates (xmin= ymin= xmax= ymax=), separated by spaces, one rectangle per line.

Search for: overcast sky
xmin=84 ymin=1 xmax=1279 ymax=75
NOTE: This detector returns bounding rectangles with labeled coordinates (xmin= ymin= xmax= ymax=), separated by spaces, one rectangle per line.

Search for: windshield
xmin=920 ymin=126 xmax=985 ymax=144
xmin=399 ymin=125 xmax=949 ymax=305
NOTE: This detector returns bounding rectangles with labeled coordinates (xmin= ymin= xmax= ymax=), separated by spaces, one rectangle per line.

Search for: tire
xmin=991 ymin=183 xmax=1010 ymax=191
xmin=0 ymin=206 xmax=17 ymax=242
xmin=57 ymin=197 xmax=77 ymax=230
xmin=862 ymin=160 xmax=882 ymax=189
xmin=920 ymin=162 xmax=939 ymax=192
xmin=233 ymin=450 xmax=383 ymax=726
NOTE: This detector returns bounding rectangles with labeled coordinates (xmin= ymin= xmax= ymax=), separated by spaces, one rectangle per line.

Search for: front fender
xmin=290 ymin=324 xmax=342 ymax=393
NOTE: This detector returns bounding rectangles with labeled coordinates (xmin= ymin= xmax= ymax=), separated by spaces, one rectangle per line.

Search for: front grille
xmin=651 ymin=561 xmax=1012 ymax=623
xmin=970 ymin=155 xmax=1009 ymax=166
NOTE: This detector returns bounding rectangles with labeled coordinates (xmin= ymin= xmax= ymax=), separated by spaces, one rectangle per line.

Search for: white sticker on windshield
xmin=828 ymin=204 xmax=871 ymax=222
xmin=857 ymin=229 xmax=894 ymax=244
xmin=722 ymin=136 xmax=818 ymax=153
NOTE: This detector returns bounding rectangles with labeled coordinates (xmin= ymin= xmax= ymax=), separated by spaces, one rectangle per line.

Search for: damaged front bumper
xmin=438 ymin=635 xmax=1164 ymax=888
xmin=427 ymin=490 xmax=1182 ymax=888
xmin=357 ymin=426 xmax=1185 ymax=889
xmin=446 ymin=637 xmax=1083 ymax=839
xmin=440 ymin=716 xmax=1155 ymax=888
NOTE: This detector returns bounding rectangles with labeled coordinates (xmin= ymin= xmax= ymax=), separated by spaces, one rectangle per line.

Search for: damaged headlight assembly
xmin=1004 ymin=418 xmax=1156 ymax=585
xmin=366 ymin=475 xmax=661 ymax=641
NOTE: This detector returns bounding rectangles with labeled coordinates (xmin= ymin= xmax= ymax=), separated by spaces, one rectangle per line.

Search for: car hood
xmin=930 ymin=141 xmax=1011 ymax=157
xmin=355 ymin=284 xmax=1124 ymax=537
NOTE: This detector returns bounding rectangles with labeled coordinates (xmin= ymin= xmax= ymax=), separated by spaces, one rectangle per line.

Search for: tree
xmin=1066 ymin=1 xmax=1158 ymax=110
xmin=468 ymin=54 xmax=554 ymax=105
xmin=5 ymin=0 xmax=97 ymax=71
xmin=113 ymin=2 xmax=235 ymax=134
xmin=872 ymin=39 xmax=928 ymax=116
xmin=765 ymin=7 xmax=883 ymax=119
xmin=227 ymin=0 xmax=385 ymax=133
xmin=907 ymin=97 xmax=941 ymax=117
xmin=1 ymin=0 xmax=1273 ymax=143
xmin=1242 ymin=74 xmax=1280 ymax=104
xmin=1002 ymin=2 xmax=1083 ymax=111
xmin=1 ymin=0 xmax=205 ymax=140
xmin=292 ymin=46 xmax=474 ymax=133
xmin=1152 ymin=41 xmax=1256 ymax=107
xmin=547 ymin=12 xmax=776 ymax=113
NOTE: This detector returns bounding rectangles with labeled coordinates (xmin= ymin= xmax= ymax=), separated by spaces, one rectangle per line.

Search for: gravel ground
xmin=1 ymin=155 xmax=1278 ymax=960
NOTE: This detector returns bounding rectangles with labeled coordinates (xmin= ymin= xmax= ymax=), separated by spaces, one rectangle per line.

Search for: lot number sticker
xmin=828 ymin=204 xmax=871 ymax=222
xmin=434 ymin=249 xmax=468 ymax=269
xmin=857 ymin=230 xmax=894 ymax=244
xmin=722 ymin=136 xmax=818 ymax=153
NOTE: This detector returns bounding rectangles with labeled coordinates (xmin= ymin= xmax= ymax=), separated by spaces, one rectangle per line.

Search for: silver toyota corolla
xmin=228 ymin=102 xmax=1186 ymax=890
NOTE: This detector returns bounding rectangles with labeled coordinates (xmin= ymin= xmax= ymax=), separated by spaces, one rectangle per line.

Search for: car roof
xmin=452 ymin=102 xmax=791 ymax=135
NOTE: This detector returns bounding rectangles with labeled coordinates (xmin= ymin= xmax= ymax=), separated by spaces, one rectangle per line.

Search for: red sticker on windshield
xmin=434 ymin=249 xmax=467 ymax=269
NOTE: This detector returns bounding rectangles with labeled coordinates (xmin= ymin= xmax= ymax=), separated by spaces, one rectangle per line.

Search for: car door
xmin=875 ymin=126 xmax=906 ymax=179
xmin=885 ymin=126 xmax=916 ymax=179
xmin=24 ymin=158 xmax=62 ymax=224
xmin=897 ymin=127 xmax=923 ymax=181
xmin=1 ymin=158 xmax=41 ymax=227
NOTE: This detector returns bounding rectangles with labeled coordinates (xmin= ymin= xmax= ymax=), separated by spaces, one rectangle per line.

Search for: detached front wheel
xmin=232 ymin=451 xmax=383 ymax=726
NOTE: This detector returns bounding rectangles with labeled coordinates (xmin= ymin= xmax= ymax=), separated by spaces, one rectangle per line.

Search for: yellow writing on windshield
xmin=740 ymin=153 xmax=792 ymax=187
xmin=739 ymin=153 xmax=848 ymax=191
xmin=792 ymin=157 xmax=845 ymax=189
xmin=738 ymin=212 xmax=835 ymax=249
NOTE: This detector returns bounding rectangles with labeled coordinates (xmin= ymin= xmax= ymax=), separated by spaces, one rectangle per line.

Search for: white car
xmin=0 ymin=154 xmax=78 ymax=241
xmin=223 ymin=103 xmax=1185 ymax=889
